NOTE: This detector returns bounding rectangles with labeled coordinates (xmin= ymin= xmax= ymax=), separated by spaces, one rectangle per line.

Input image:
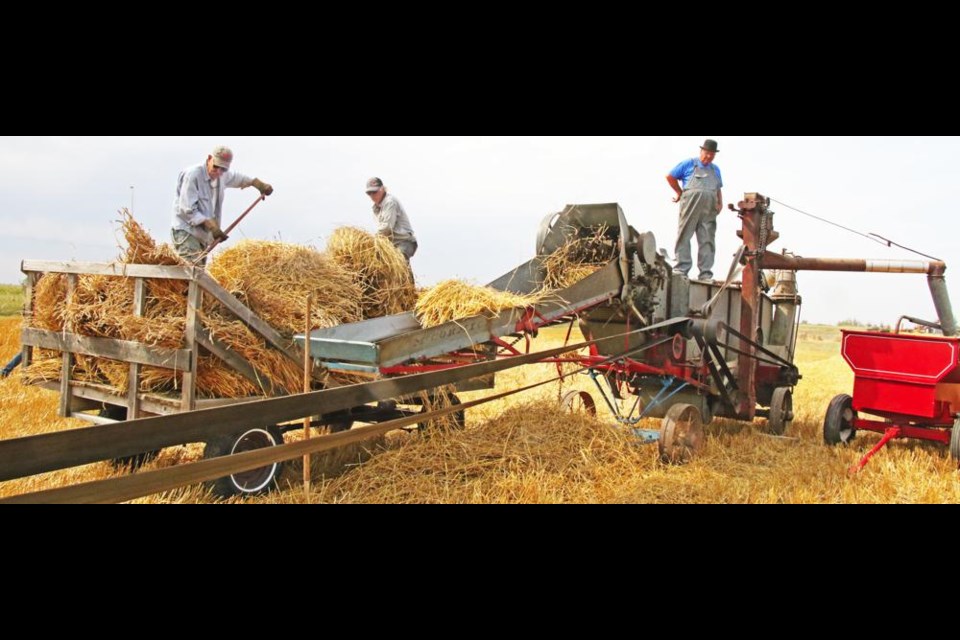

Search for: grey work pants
xmin=172 ymin=229 xmax=207 ymax=266
xmin=674 ymin=190 xmax=718 ymax=280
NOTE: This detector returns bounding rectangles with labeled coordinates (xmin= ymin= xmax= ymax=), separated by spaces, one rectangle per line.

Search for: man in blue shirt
xmin=666 ymin=139 xmax=724 ymax=281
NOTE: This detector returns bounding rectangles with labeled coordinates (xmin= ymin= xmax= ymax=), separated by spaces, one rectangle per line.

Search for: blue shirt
xmin=669 ymin=159 xmax=723 ymax=189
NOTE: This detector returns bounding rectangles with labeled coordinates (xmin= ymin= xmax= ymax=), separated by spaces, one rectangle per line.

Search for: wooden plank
xmin=59 ymin=274 xmax=77 ymax=418
xmin=20 ymin=260 xmax=195 ymax=280
xmin=74 ymin=412 xmax=119 ymax=426
xmin=20 ymin=271 xmax=39 ymax=369
xmin=196 ymin=328 xmax=276 ymax=395
xmin=35 ymin=381 xmax=182 ymax=416
xmin=21 ymin=328 xmax=192 ymax=371
xmin=195 ymin=396 xmax=270 ymax=409
xmin=182 ymin=280 xmax=201 ymax=412
xmin=195 ymin=271 xmax=301 ymax=365
xmin=128 ymin=278 xmax=146 ymax=419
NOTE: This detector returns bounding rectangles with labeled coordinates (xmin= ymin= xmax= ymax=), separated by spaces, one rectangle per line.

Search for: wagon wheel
xmin=950 ymin=416 xmax=960 ymax=464
xmin=561 ymin=390 xmax=597 ymax=416
xmin=767 ymin=387 xmax=794 ymax=436
xmin=100 ymin=407 xmax=161 ymax=471
xmin=659 ymin=403 xmax=705 ymax=464
xmin=823 ymin=394 xmax=857 ymax=445
xmin=203 ymin=426 xmax=285 ymax=498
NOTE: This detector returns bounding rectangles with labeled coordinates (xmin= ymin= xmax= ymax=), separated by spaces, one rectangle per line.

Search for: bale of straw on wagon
xmin=325 ymin=227 xmax=417 ymax=318
xmin=208 ymin=240 xmax=363 ymax=336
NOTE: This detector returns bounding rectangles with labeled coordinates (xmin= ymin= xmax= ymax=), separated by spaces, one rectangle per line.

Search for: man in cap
xmin=666 ymin=139 xmax=724 ymax=281
xmin=365 ymin=177 xmax=418 ymax=261
xmin=171 ymin=145 xmax=274 ymax=264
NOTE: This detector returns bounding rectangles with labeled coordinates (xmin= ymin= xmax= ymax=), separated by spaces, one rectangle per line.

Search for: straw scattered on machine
xmin=414 ymin=280 xmax=546 ymax=329
xmin=541 ymin=225 xmax=617 ymax=291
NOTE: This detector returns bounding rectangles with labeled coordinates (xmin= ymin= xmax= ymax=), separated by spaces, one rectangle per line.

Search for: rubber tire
xmin=950 ymin=416 xmax=960 ymax=463
xmin=768 ymin=387 xmax=794 ymax=436
xmin=418 ymin=394 xmax=466 ymax=432
xmin=824 ymin=394 xmax=857 ymax=446
xmin=659 ymin=403 xmax=705 ymax=464
xmin=203 ymin=426 xmax=284 ymax=498
xmin=100 ymin=406 xmax=161 ymax=471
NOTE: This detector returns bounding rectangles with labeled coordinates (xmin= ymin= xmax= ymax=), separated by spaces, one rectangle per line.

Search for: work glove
xmin=202 ymin=219 xmax=229 ymax=242
xmin=252 ymin=178 xmax=274 ymax=196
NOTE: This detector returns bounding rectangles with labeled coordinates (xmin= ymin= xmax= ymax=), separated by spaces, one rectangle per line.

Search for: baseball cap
xmin=211 ymin=145 xmax=234 ymax=171
xmin=365 ymin=177 xmax=384 ymax=193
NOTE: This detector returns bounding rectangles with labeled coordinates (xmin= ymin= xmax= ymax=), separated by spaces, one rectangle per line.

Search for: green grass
xmin=0 ymin=285 xmax=23 ymax=317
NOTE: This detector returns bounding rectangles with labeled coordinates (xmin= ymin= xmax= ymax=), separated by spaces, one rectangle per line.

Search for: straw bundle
xmin=414 ymin=280 xmax=545 ymax=329
xmin=32 ymin=274 xmax=67 ymax=331
xmin=20 ymin=350 xmax=64 ymax=385
xmin=208 ymin=240 xmax=363 ymax=335
xmin=541 ymin=225 xmax=617 ymax=290
xmin=200 ymin=313 xmax=304 ymax=395
xmin=325 ymin=227 xmax=417 ymax=318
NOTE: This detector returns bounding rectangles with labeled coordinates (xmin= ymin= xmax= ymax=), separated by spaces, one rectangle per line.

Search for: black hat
xmin=701 ymin=139 xmax=719 ymax=153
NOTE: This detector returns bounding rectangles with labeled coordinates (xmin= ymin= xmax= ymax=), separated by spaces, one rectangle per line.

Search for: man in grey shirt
xmin=171 ymin=145 xmax=273 ymax=264
xmin=365 ymin=177 xmax=418 ymax=261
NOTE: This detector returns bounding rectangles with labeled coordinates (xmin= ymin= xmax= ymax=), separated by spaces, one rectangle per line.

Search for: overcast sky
xmin=0 ymin=136 xmax=955 ymax=326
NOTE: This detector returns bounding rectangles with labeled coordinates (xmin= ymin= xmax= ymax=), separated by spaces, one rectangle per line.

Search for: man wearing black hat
xmin=666 ymin=139 xmax=724 ymax=281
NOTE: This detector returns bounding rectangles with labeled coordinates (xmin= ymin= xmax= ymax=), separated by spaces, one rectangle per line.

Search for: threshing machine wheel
xmin=659 ymin=403 xmax=705 ymax=464
xmin=768 ymin=387 xmax=794 ymax=436
xmin=823 ymin=394 xmax=857 ymax=446
xmin=417 ymin=394 xmax=466 ymax=432
xmin=561 ymin=390 xmax=597 ymax=416
xmin=203 ymin=426 xmax=285 ymax=498
xmin=99 ymin=407 xmax=161 ymax=471
xmin=950 ymin=416 xmax=960 ymax=463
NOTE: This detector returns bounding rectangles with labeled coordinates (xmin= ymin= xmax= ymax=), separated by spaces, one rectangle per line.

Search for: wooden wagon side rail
xmin=19 ymin=260 xmax=307 ymax=418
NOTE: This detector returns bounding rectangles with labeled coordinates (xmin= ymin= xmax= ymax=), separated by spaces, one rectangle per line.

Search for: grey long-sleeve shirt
xmin=172 ymin=163 xmax=253 ymax=245
xmin=373 ymin=193 xmax=416 ymax=242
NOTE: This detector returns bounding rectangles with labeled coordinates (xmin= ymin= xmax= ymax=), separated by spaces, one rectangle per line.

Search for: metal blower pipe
xmin=763 ymin=253 xmax=957 ymax=337
xmin=928 ymin=274 xmax=958 ymax=336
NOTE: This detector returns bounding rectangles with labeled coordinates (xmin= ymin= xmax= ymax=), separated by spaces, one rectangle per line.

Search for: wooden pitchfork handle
xmin=193 ymin=194 xmax=266 ymax=265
